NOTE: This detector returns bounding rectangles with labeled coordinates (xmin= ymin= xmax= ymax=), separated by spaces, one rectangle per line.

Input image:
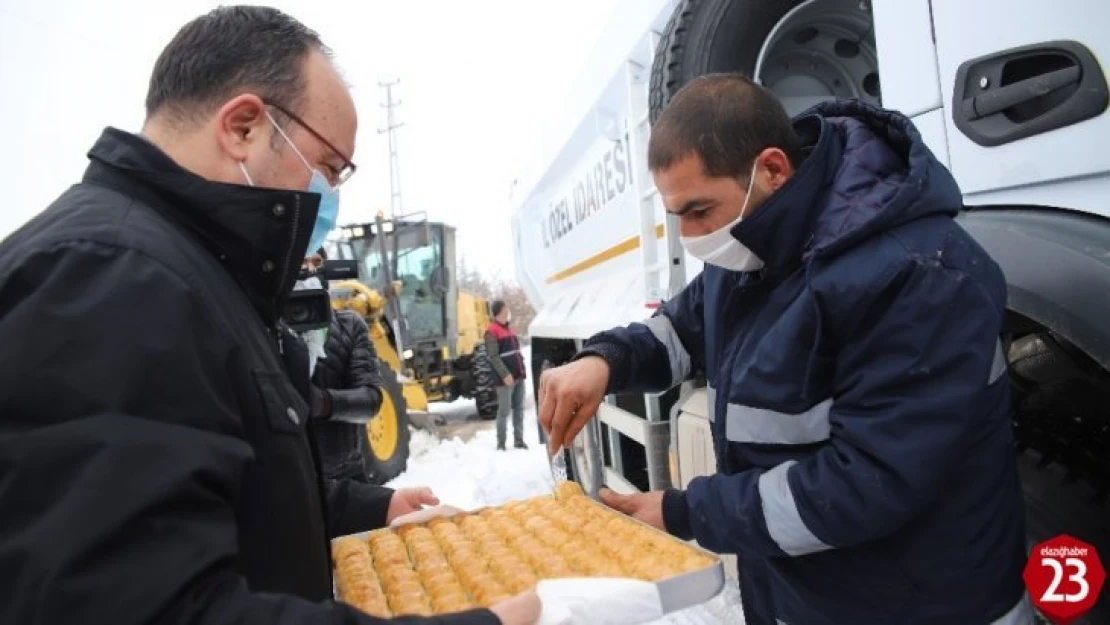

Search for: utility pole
xmin=377 ymin=79 xmax=404 ymax=219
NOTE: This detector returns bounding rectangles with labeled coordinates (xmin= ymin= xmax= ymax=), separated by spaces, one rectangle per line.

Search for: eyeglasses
xmin=268 ymin=102 xmax=357 ymax=187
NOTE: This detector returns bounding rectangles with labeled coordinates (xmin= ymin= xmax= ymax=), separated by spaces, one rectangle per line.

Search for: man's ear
xmin=214 ymin=94 xmax=268 ymax=161
xmin=758 ymin=147 xmax=795 ymax=193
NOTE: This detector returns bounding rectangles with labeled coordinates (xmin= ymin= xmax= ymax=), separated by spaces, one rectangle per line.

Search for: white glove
xmin=536 ymin=578 xmax=664 ymax=625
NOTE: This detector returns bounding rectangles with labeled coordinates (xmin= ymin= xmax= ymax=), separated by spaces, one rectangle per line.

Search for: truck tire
xmin=649 ymin=0 xmax=803 ymax=122
xmin=1010 ymin=332 xmax=1110 ymax=624
xmin=361 ymin=359 xmax=411 ymax=484
xmin=650 ymin=0 xmax=882 ymax=122
xmin=472 ymin=344 xmax=498 ymax=420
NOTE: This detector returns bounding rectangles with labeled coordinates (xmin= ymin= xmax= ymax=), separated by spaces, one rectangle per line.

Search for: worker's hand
xmin=538 ymin=356 xmax=610 ymax=455
xmin=490 ymin=589 xmax=542 ymax=625
xmin=503 ymin=374 xmax=514 ymax=387
xmin=385 ymin=487 xmax=440 ymax=524
xmin=600 ymin=488 xmax=666 ymax=532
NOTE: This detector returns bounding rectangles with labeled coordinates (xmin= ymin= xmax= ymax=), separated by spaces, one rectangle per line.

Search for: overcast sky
xmin=0 ymin=0 xmax=625 ymax=279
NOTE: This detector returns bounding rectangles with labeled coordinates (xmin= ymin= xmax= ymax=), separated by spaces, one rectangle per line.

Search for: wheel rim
xmin=368 ymin=392 xmax=399 ymax=461
xmin=754 ymin=0 xmax=880 ymax=117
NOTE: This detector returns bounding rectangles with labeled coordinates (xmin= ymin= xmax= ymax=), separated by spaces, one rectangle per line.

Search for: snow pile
xmin=386 ymin=344 xmax=556 ymax=509
xmin=386 ymin=422 xmax=554 ymax=510
xmin=404 ymin=427 xmax=443 ymax=459
xmin=428 ymin=396 xmax=480 ymax=422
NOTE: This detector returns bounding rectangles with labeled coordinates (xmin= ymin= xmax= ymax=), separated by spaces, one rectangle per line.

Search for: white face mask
xmin=293 ymin=276 xmax=329 ymax=376
xmin=679 ymin=160 xmax=765 ymax=272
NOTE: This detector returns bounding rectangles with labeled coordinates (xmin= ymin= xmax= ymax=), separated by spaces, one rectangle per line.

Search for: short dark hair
xmin=490 ymin=300 xmax=507 ymax=317
xmin=648 ymin=73 xmax=803 ymax=183
xmin=315 ymin=246 xmax=328 ymax=260
xmin=145 ymin=5 xmax=328 ymax=125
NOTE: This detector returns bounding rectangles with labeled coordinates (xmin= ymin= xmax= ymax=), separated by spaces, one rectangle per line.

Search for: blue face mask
xmin=239 ymin=111 xmax=342 ymax=256
xmin=305 ymin=171 xmax=339 ymax=254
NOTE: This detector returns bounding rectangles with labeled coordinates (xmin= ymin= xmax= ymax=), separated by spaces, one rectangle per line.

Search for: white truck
xmin=512 ymin=0 xmax=1108 ymax=619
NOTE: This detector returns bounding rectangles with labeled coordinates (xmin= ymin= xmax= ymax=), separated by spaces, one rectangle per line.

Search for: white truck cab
xmin=512 ymin=1 xmax=1109 ymax=620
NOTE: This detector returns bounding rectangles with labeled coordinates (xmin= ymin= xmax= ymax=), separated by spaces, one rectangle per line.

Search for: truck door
xmin=929 ymin=0 xmax=1110 ymax=214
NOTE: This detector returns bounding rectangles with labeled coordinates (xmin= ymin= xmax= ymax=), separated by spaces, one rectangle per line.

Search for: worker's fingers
xmin=560 ymin=396 xmax=602 ymax=450
xmin=540 ymin=371 xmax=572 ymax=439
xmin=538 ymin=368 xmax=552 ymax=404
xmin=546 ymin=392 xmax=579 ymax=456
xmin=599 ymin=488 xmax=635 ymax=515
xmin=538 ymin=376 xmax=557 ymax=435
xmin=537 ymin=388 xmax=555 ymax=441
xmin=546 ymin=397 xmax=568 ymax=455
xmin=546 ymin=400 xmax=565 ymax=456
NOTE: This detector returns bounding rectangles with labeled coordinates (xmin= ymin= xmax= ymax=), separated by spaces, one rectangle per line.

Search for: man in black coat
xmin=298 ymin=249 xmax=439 ymax=534
xmin=311 ymin=305 xmax=387 ymax=482
xmin=0 ymin=6 xmax=537 ymax=624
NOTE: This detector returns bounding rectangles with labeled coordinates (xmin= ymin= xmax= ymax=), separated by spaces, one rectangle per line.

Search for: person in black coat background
xmin=0 ymin=6 xmax=538 ymax=624
xmin=299 ymin=248 xmax=439 ymax=535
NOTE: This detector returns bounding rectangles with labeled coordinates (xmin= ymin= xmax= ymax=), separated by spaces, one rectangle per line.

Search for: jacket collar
xmin=82 ymin=127 xmax=320 ymax=324
xmin=726 ymin=99 xmax=963 ymax=283
xmin=729 ymin=115 xmax=839 ymax=281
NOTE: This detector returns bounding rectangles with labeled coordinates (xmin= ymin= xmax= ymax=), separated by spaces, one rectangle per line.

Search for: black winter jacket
xmin=313 ymin=309 xmax=383 ymax=480
xmin=0 ymin=128 xmax=498 ymax=625
xmin=312 ymin=309 xmax=394 ymax=536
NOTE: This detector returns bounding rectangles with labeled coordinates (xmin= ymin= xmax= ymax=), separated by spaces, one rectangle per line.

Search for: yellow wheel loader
xmin=324 ymin=214 xmax=498 ymax=483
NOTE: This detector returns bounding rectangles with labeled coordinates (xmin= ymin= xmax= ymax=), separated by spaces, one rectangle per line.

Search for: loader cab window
xmin=327 ymin=241 xmax=357 ymax=262
xmin=396 ymin=229 xmax=445 ymax=342
xmin=362 ymin=224 xmax=447 ymax=342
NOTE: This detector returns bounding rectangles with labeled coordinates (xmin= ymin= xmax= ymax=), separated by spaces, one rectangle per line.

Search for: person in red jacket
xmin=484 ymin=301 xmax=528 ymax=450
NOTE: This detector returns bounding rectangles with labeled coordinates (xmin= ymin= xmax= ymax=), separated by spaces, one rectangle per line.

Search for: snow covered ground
xmin=383 ymin=347 xmax=746 ymax=623
xmin=386 ymin=346 xmax=555 ymax=509
xmin=384 ymin=403 xmax=555 ymax=511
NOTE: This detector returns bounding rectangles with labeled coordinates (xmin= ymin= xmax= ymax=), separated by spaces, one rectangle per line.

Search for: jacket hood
xmin=730 ymin=100 xmax=964 ymax=278
xmin=83 ymin=127 xmax=321 ymax=323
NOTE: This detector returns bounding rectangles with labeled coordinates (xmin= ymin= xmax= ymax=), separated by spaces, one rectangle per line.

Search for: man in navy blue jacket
xmin=538 ymin=74 xmax=1032 ymax=625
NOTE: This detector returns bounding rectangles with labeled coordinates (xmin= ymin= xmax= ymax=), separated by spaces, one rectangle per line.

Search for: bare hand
xmin=503 ymin=374 xmax=514 ymax=386
xmin=385 ymin=487 xmax=440 ymax=524
xmin=538 ymin=356 xmax=610 ymax=454
xmin=490 ymin=589 xmax=541 ymax=625
xmin=600 ymin=488 xmax=666 ymax=532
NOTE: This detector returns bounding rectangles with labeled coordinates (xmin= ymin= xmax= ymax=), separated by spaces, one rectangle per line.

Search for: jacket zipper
xmin=272 ymin=194 xmax=303 ymax=353
xmin=278 ymin=194 xmax=303 ymax=301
